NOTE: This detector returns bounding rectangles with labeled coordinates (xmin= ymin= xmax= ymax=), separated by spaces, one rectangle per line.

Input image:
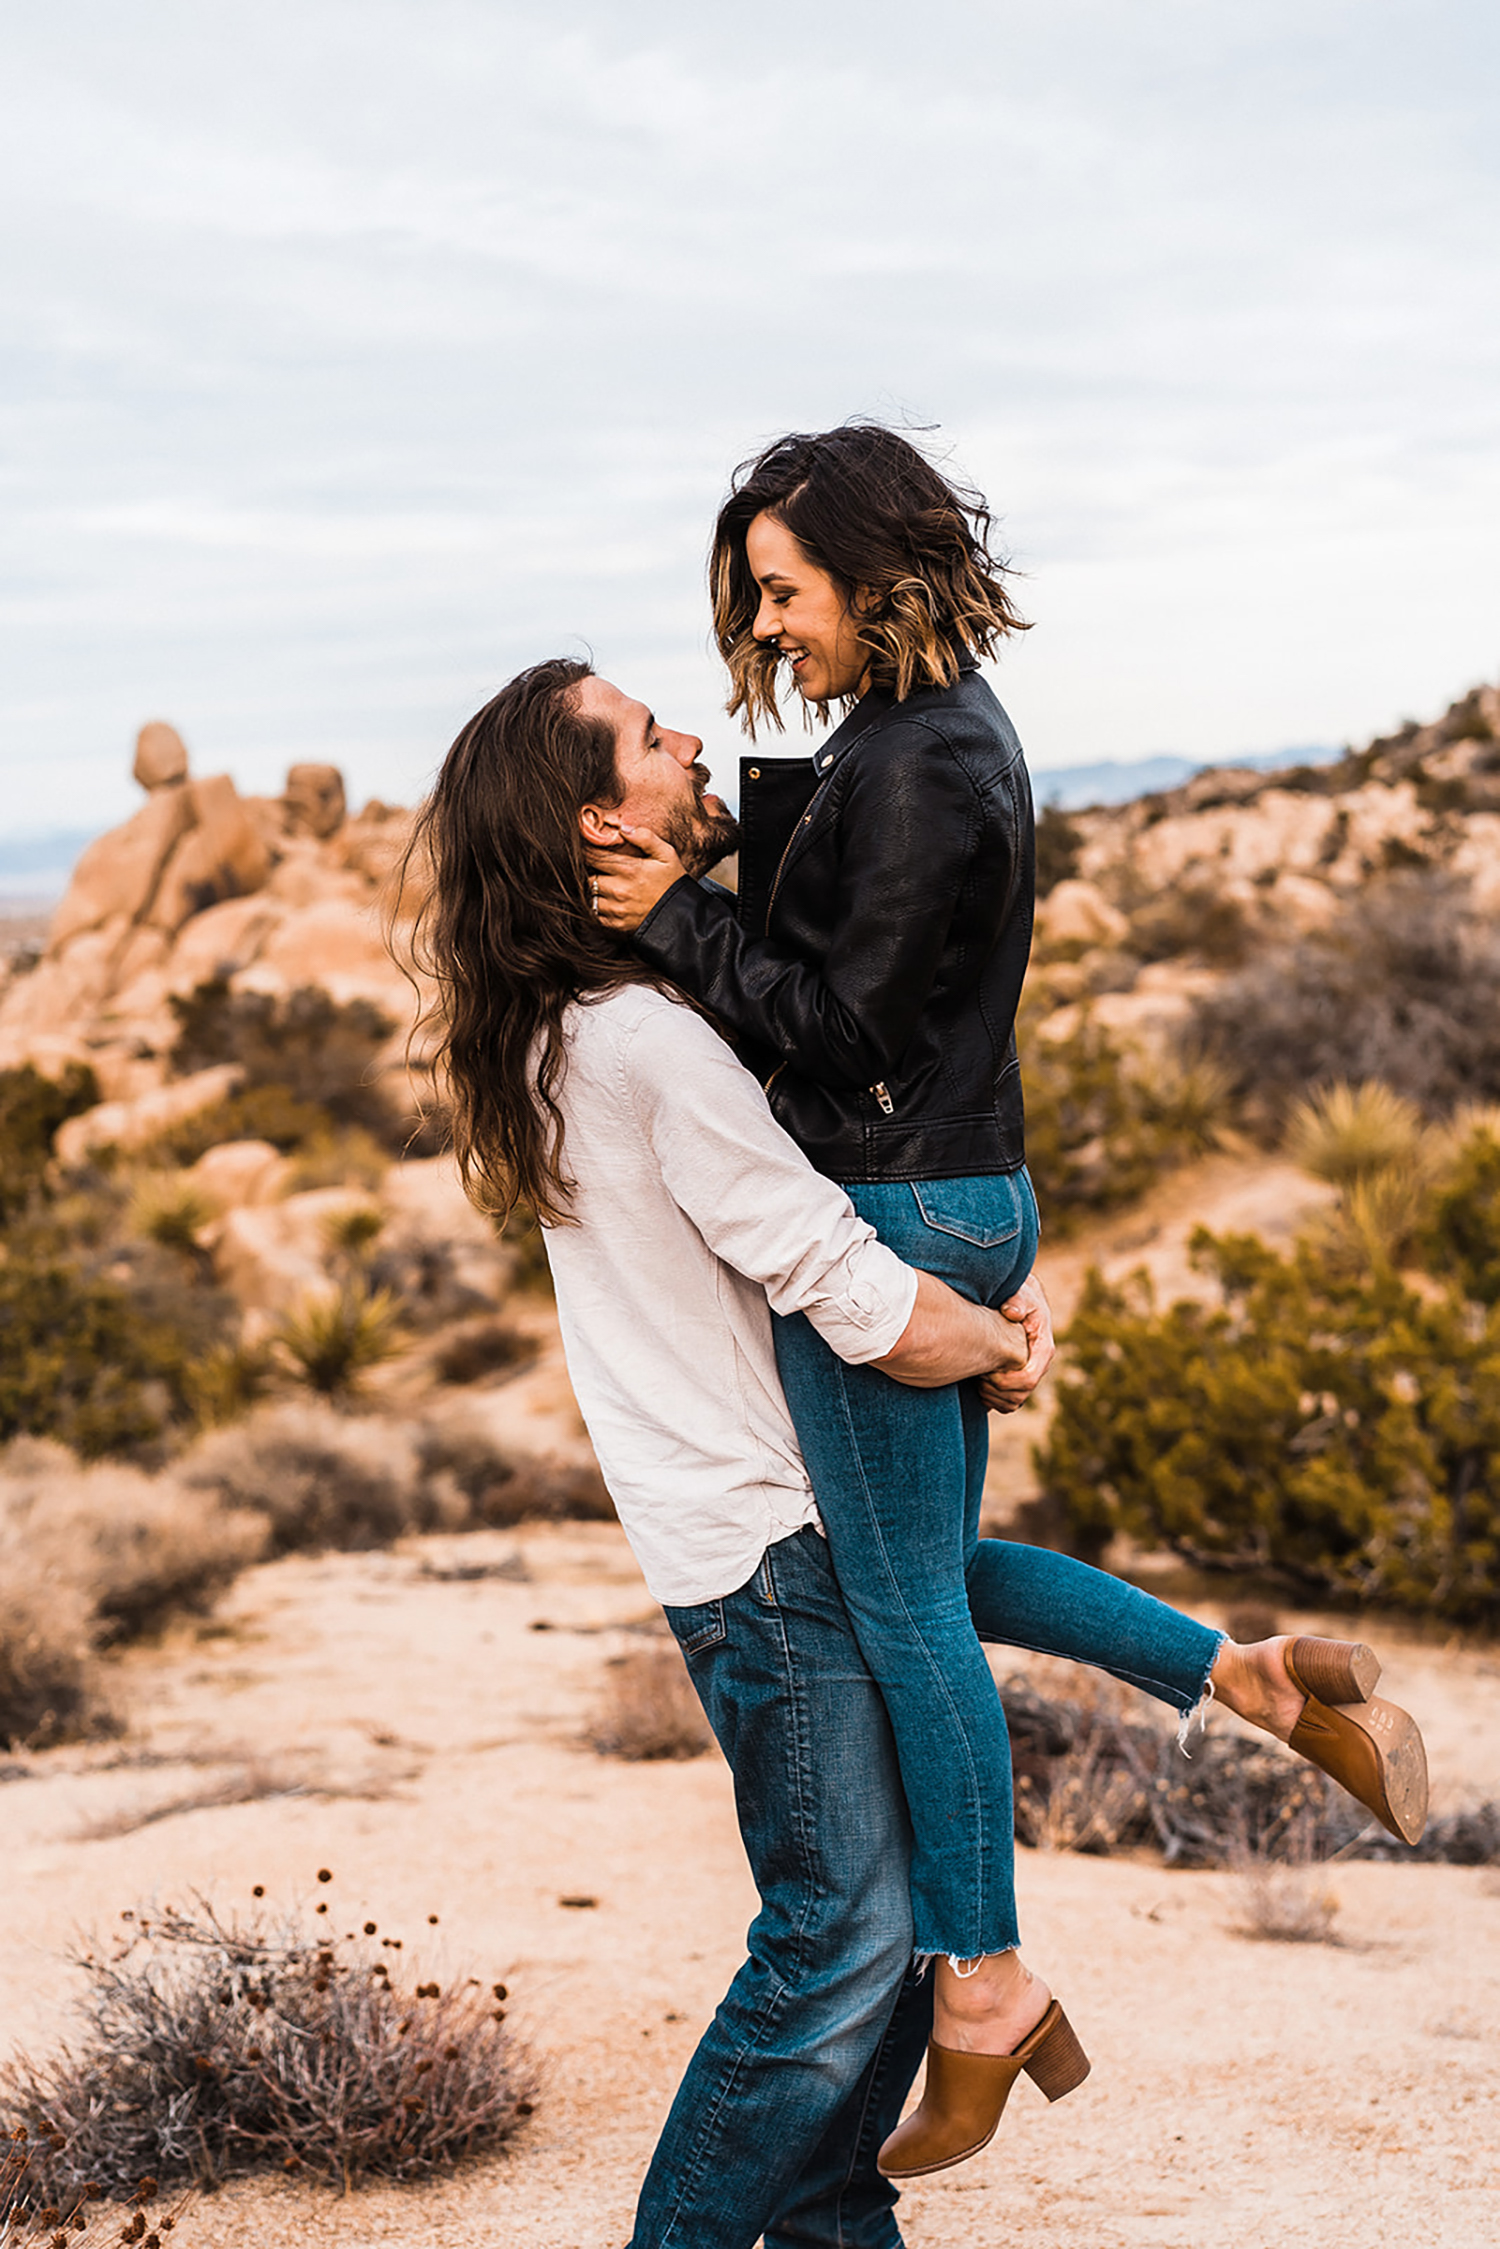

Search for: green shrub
xmin=145 ymin=1081 xmax=336 ymax=1164
xmin=0 ymin=1062 xmax=99 ymax=1221
xmin=169 ymin=978 xmax=399 ymax=1143
xmin=1019 ymin=993 xmax=1221 ymax=1232
xmin=1034 ymin=804 xmax=1083 ymax=897
xmin=1037 ymin=1223 xmax=1500 ymax=1621
xmin=0 ymin=1235 xmax=199 ymax=1457
xmin=1423 ymin=1121 xmax=1500 ymax=1305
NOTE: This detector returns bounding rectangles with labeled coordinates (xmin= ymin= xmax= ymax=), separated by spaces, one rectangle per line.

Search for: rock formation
xmin=132 ymin=720 xmax=189 ymax=793
xmin=0 ymin=723 xmax=420 ymax=1099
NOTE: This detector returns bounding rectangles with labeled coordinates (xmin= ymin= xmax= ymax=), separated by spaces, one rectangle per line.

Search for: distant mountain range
xmin=1032 ymin=745 xmax=1340 ymax=811
xmin=0 ymin=828 xmax=101 ymax=904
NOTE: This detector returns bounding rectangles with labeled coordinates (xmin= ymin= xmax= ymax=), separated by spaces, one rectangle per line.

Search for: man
xmin=406 ymin=657 xmax=1053 ymax=2249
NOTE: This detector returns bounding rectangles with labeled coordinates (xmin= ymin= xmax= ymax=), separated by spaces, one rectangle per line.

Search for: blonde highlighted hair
xmin=710 ymin=424 xmax=1029 ymax=736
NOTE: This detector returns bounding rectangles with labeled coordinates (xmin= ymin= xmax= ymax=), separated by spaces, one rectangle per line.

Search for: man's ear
xmin=578 ymin=802 xmax=625 ymax=848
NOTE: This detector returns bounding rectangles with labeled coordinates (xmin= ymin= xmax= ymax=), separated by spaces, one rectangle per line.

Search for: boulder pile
xmin=0 ymin=723 xmax=421 ymax=1105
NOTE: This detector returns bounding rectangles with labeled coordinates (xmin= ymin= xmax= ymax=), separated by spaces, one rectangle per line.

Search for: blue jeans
xmin=774 ymin=1169 xmax=1223 ymax=1960
xmin=632 ymin=1527 xmax=932 ymax=2249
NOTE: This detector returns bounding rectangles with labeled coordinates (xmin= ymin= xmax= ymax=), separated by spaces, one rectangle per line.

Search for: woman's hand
xmin=978 ymin=1271 xmax=1057 ymax=1415
xmin=587 ymin=827 xmax=688 ymax=933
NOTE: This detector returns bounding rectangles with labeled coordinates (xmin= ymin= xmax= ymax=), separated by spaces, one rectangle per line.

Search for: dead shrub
xmin=1187 ymin=872 xmax=1500 ymax=1127
xmin=1229 ymin=1860 xmax=1342 ymax=1945
xmin=182 ymin=1407 xmax=462 ymax=1556
xmin=1001 ymin=1675 xmax=1499 ymax=1869
xmin=0 ymin=1888 xmax=536 ymax=2196
xmin=1 ymin=2137 xmax=175 ymax=2243
xmin=433 ymin=1320 xmax=538 ymax=1386
xmin=1129 ymin=879 xmax=1254 ymax=966
xmin=1 ymin=1441 xmax=266 ymax=1646
xmin=0 ymin=1567 xmax=102 ymax=1749
xmin=414 ymin=1426 xmax=614 ymax=1527
xmin=588 ymin=1644 xmax=712 ymax=1762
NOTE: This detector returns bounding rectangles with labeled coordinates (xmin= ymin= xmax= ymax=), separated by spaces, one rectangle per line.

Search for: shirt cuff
xmin=799 ymin=1241 xmax=918 ymax=1365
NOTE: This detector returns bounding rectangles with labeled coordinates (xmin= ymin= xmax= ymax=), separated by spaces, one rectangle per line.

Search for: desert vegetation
xmin=0 ymin=1880 xmax=534 ymax=2198
xmin=1038 ymin=1094 xmax=1500 ymax=1622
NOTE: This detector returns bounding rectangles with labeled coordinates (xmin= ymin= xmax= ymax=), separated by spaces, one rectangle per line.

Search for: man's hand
xmin=587 ymin=827 xmax=687 ymax=932
xmin=977 ymin=1270 xmax=1056 ymax=1415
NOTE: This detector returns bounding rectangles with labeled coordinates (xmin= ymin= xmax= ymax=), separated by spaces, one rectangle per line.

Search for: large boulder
xmin=1037 ymin=879 xmax=1129 ymax=950
xmin=207 ymin=1185 xmax=372 ymax=1314
xmin=48 ymin=789 xmax=197 ymax=949
xmin=52 ymin=1063 xmax=243 ymax=1167
xmin=188 ymin=1137 xmax=290 ymax=1210
xmin=133 ymin=721 xmax=190 ymax=793
xmin=283 ymin=763 xmax=347 ymax=840
xmin=148 ymin=775 xmax=274 ymax=936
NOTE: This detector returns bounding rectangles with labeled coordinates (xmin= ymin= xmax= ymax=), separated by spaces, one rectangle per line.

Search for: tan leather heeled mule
xmin=1284 ymin=1635 xmax=1428 ymax=1845
xmin=876 ymin=1998 xmax=1090 ymax=2179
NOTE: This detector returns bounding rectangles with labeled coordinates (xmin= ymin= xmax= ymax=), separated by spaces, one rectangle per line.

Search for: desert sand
xmin=6 ymin=1500 xmax=1500 ymax=2249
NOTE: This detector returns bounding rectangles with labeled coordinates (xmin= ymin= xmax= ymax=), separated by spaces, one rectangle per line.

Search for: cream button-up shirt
xmin=540 ymin=984 xmax=918 ymax=1607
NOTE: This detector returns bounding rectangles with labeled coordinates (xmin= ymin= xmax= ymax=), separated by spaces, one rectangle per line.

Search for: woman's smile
xmin=745 ymin=510 xmax=871 ymax=705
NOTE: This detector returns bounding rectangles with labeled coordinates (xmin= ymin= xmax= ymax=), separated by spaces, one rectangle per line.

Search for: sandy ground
xmin=5 ymin=1513 xmax=1500 ymax=2249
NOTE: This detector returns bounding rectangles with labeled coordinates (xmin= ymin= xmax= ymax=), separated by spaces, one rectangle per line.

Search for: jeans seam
xmin=819 ymin=1350 xmax=992 ymax=1958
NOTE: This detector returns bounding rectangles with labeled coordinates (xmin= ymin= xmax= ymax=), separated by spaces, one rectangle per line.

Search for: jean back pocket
xmin=910 ymin=1176 xmax=1024 ymax=1250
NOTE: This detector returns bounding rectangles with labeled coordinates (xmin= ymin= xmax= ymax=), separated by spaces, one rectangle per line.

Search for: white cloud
xmin=0 ymin=0 xmax=1496 ymax=830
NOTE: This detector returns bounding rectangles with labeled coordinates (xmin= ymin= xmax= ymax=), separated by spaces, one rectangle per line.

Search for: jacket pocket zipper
xmin=870 ymin=1082 xmax=894 ymax=1115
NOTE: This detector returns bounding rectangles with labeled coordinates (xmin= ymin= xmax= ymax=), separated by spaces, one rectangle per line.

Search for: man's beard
xmin=661 ymin=794 xmax=742 ymax=879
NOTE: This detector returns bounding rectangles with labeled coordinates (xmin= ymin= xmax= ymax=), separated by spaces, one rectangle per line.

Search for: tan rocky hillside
xmin=0 ymin=723 xmax=422 ymax=1106
xmin=1034 ymin=679 xmax=1500 ymax=1055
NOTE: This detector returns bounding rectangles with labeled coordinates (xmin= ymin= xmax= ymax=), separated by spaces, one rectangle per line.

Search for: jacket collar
xmin=809 ymin=653 xmax=978 ymax=780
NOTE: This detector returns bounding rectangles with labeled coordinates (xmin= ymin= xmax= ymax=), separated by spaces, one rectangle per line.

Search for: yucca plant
xmin=1282 ymin=1078 xmax=1426 ymax=1190
xmin=273 ymin=1287 xmax=402 ymax=1399
xmin=127 ymin=1175 xmax=218 ymax=1260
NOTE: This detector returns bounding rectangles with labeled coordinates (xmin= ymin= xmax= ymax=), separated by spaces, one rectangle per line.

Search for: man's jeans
xmin=631 ymin=1526 xmax=932 ymax=2249
xmin=775 ymin=1169 xmax=1223 ymax=1960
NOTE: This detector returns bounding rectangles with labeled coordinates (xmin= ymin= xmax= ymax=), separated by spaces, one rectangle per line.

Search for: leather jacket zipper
xmin=871 ymin=1082 xmax=894 ymax=1115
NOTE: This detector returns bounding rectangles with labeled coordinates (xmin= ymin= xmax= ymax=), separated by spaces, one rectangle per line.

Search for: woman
xmin=590 ymin=424 xmax=1430 ymax=2178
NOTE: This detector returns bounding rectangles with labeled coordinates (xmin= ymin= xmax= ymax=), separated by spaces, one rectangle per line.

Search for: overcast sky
xmin=3 ymin=0 xmax=1497 ymax=837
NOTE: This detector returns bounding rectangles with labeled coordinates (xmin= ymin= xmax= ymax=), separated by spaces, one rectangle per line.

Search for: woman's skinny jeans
xmin=773 ymin=1168 xmax=1223 ymax=1962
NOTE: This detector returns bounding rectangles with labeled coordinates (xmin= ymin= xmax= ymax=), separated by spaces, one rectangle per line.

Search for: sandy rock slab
xmin=4 ymin=1527 xmax=1497 ymax=2249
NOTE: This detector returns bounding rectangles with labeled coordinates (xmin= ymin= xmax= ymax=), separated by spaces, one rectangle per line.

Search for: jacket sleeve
xmin=633 ymin=718 xmax=996 ymax=1088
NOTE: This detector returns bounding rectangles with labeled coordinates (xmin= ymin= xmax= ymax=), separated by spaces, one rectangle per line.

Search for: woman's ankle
xmin=1209 ymin=1636 xmax=1303 ymax=1741
xmin=932 ymin=1952 xmax=1050 ymax=2054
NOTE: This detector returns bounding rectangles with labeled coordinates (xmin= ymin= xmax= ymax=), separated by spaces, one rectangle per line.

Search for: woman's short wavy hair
xmin=710 ymin=423 xmax=1029 ymax=735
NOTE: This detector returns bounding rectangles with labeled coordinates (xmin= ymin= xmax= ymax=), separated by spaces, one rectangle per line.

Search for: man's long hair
xmin=711 ymin=422 xmax=1030 ymax=736
xmin=399 ymin=656 xmax=663 ymax=1225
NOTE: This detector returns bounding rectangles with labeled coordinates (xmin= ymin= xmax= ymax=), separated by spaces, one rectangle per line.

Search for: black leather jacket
xmin=632 ymin=661 xmax=1035 ymax=1184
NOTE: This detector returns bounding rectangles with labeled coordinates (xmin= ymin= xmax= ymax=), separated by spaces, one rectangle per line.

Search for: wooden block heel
xmin=1287 ymin=1635 xmax=1381 ymax=1705
xmin=1284 ymin=1640 xmax=1428 ymax=1845
xmin=876 ymin=2000 xmax=1091 ymax=2179
xmin=1020 ymin=2000 xmax=1091 ymax=2102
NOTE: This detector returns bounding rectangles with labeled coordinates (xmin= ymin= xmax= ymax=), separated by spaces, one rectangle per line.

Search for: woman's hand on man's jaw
xmin=587 ymin=827 xmax=687 ymax=932
xmin=978 ymin=1271 xmax=1056 ymax=1415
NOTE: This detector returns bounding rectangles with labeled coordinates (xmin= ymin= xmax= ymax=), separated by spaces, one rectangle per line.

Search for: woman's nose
xmin=752 ymin=593 xmax=780 ymax=643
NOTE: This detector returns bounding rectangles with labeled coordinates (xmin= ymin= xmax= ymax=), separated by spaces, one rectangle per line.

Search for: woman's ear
xmin=852 ymin=583 xmax=881 ymax=617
